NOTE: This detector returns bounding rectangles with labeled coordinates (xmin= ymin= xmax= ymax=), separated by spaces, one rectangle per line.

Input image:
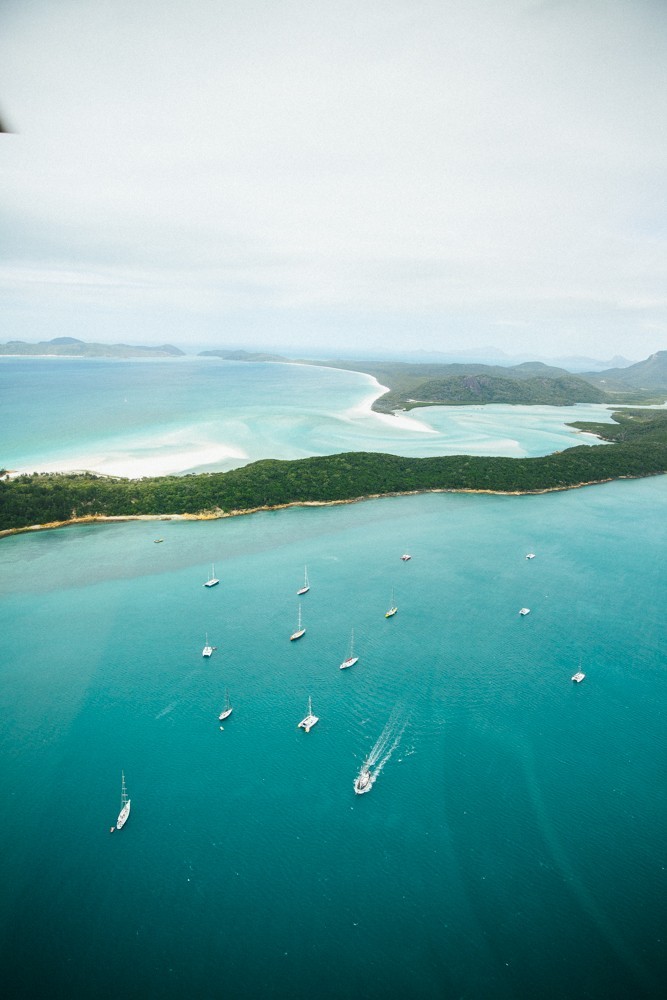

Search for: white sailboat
xmin=298 ymin=696 xmax=319 ymax=732
xmin=339 ymin=628 xmax=359 ymax=669
xmin=115 ymin=771 xmax=131 ymax=830
xmin=218 ymin=688 xmax=233 ymax=720
xmin=401 ymin=553 xmax=411 ymax=561
xmin=385 ymin=588 xmax=398 ymax=618
xmin=202 ymin=633 xmax=214 ymax=657
xmin=203 ymin=563 xmax=219 ymax=587
xmin=571 ymin=659 xmax=586 ymax=683
xmin=290 ymin=602 xmax=306 ymax=641
xmin=296 ymin=566 xmax=310 ymax=595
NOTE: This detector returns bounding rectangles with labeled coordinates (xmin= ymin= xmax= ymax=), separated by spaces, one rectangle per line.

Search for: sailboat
xmin=202 ymin=633 xmax=214 ymax=657
xmin=400 ymin=553 xmax=411 ymax=561
xmin=385 ymin=588 xmax=398 ymax=618
xmin=203 ymin=563 xmax=219 ymax=587
xmin=571 ymin=659 xmax=586 ymax=683
xmin=218 ymin=688 xmax=233 ymax=720
xmin=339 ymin=628 xmax=359 ymax=669
xmin=298 ymin=695 xmax=319 ymax=732
xmin=296 ymin=566 xmax=310 ymax=595
xmin=290 ymin=602 xmax=306 ymax=641
xmin=115 ymin=771 xmax=131 ymax=830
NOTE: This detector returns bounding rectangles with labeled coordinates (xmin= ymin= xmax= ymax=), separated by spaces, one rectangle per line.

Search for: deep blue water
xmin=1 ymin=479 xmax=666 ymax=999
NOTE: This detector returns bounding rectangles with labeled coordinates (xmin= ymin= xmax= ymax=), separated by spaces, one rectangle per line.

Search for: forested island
xmin=2 ymin=409 xmax=667 ymax=536
xmin=0 ymin=337 xmax=184 ymax=358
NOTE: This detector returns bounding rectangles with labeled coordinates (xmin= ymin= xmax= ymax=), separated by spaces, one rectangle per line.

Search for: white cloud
xmin=0 ymin=0 xmax=665 ymax=357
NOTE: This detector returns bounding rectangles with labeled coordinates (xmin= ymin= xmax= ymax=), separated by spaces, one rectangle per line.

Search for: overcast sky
xmin=1 ymin=0 xmax=665 ymax=359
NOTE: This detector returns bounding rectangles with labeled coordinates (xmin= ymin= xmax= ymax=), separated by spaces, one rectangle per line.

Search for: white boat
xmin=526 ymin=553 xmax=535 ymax=560
xmin=203 ymin=563 xmax=219 ymax=587
xmin=572 ymin=661 xmax=585 ymax=683
xmin=218 ymin=688 xmax=233 ymax=720
xmin=385 ymin=588 xmax=398 ymax=618
xmin=290 ymin=603 xmax=306 ymax=641
xmin=519 ymin=608 xmax=530 ymax=616
xmin=296 ymin=566 xmax=310 ymax=595
xmin=401 ymin=553 xmax=411 ymax=561
xmin=298 ymin=696 xmax=319 ymax=732
xmin=202 ymin=633 xmax=214 ymax=657
xmin=339 ymin=628 xmax=359 ymax=669
xmin=115 ymin=771 xmax=131 ymax=830
xmin=354 ymin=767 xmax=373 ymax=794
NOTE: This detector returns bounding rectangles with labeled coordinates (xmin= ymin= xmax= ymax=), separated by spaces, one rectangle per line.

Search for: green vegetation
xmin=287 ymin=358 xmax=667 ymax=411
xmin=2 ymin=410 xmax=667 ymax=535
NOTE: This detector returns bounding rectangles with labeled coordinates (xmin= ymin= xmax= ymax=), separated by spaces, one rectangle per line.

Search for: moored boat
xmin=218 ymin=688 xmax=233 ymax=720
xmin=385 ymin=588 xmax=398 ymax=618
xmin=203 ymin=563 xmax=219 ymax=587
xmin=339 ymin=628 xmax=359 ymax=669
xmin=296 ymin=566 xmax=310 ymax=595
xmin=519 ymin=607 xmax=530 ymax=616
xmin=115 ymin=771 xmax=131 ymax=830
xmin=202 ymin=633 xmax=215 ymax=657
xmin=290 ymin=603 xmax=306 ymax=641
xmin=298 ymin=696 xmax=319 ymax=732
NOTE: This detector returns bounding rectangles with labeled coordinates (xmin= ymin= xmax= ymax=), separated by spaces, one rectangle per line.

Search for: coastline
xmin=0 ymin=474 xmax=638 ymax=540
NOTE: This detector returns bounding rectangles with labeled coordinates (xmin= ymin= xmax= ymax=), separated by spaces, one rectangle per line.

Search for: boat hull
xmin=290 ymin=629 xmax=306 ymax=641
xmin=116 ymin=801 xmax=131 ymax=829
xmin=340 ymin=656 xmax=359 ymax=669
xmin=219 ymin=708 xmax=233 ymax=720
xmin=354 ymin=773 xmax=372 ymax=794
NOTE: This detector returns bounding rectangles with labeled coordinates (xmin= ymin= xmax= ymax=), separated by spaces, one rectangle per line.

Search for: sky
xmin=0 ymin=0 xmax=666 ymax=361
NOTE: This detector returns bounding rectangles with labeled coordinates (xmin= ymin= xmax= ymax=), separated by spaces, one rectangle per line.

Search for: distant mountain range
xmin=0 ymin=337 xmax=184 ymax=358
xmin=4 ymin=338 xmax=667 ymax=409
xmin=310 ymin=353 xmax=667 ymax=411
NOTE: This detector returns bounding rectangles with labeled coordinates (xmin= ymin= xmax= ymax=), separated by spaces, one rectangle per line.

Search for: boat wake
xmin=359 ymin=705 xmax=409 ymax=788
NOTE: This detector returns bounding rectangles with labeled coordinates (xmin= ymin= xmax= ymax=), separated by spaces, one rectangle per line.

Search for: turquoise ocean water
xmin=0 ymin=357 xmax=612 ymax=477
xmin=1 ymin=359 xmax=665 ymax=999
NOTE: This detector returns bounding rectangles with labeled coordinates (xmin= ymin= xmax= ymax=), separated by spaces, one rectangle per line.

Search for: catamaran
xmin=116 ymin=771 xmax=131 ymax=829
xmin=339 ymin=628 xmax=359 ymax=669
xmin=354 ymin=767 xmax=373 ymax=794
xmin=218 ymin=688 xmax=233 ymax=720
xmin=290 ymin=603 xmax=306 ymax=641
xmin=401 ymin=553 xmax=411 ymax=561
xmin=203 ymin=563 xmax=219 ymax=587
xmin=202 ymin=633 xmax=214 ymax=657
xmin=296 ymin=566 xmax=310 ymax=595
xmin=385 ymin=588 xmax=398 ymax=618
xmin=298 ymin=696 xmax=319 ymax=732
xmin=571 ymin=660 xmax=586 ymax=683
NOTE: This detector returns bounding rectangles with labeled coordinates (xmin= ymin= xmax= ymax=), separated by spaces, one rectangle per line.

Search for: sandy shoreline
xmin=0 ymin=476 xmax=631 ymax=540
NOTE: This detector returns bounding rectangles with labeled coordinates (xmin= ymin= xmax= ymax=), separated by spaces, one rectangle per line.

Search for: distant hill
xmin=0 ymin=338 xmax=185 ymax=358
xmin=308 ymin=358 xmax=645 ymax=411
xmin=583 ymin=351 xmax=667 ymax=391
xmin=198 ymin=349 xmax=289 ymax=362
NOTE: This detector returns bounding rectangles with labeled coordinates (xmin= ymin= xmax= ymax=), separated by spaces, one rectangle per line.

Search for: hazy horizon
xmin=1 ymin=1 xmax=666 ymax=359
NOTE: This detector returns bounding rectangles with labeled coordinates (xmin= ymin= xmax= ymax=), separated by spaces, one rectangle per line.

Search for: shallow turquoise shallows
xmin=1 ymin=477 xmax=666 ymax=999
xmin=0 ymin=356 xmax=613 ymax=477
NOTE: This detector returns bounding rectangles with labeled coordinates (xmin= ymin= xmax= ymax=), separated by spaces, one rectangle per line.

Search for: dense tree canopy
xmin=2 ymin=410 xmax=667 ymax=534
